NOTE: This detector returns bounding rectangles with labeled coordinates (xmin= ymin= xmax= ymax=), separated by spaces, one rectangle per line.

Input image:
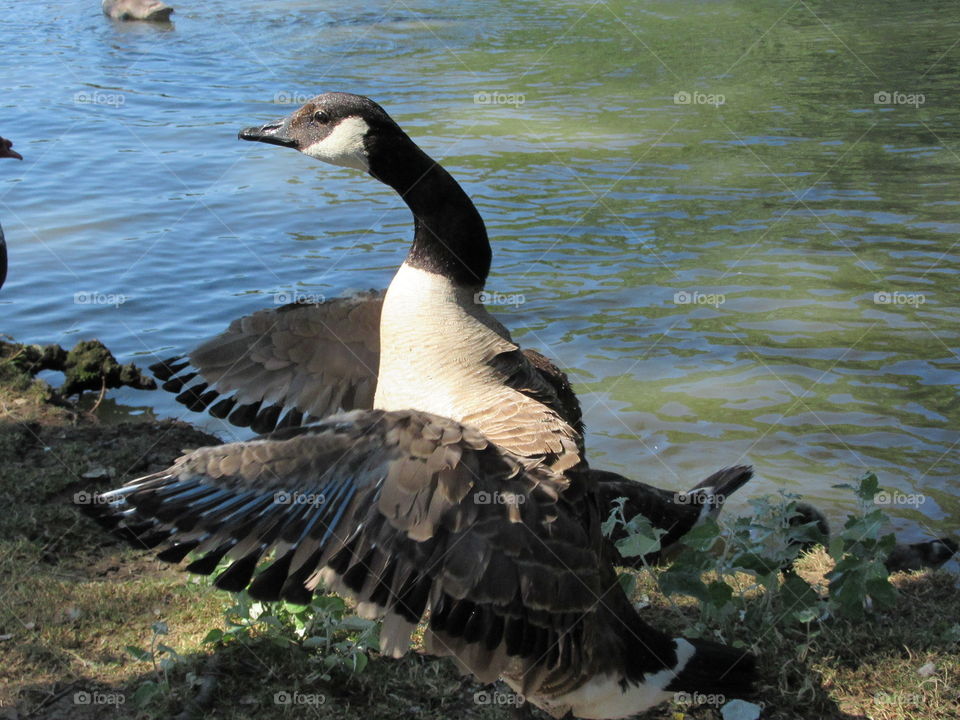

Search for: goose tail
xmin=665 ymin=637 xmax=756 ymax=700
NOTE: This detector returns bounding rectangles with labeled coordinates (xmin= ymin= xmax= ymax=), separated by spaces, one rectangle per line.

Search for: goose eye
xmin=313 ymin=111 xmax=330 ymax=124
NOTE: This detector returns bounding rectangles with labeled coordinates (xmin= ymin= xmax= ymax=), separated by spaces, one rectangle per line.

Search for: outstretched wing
xmin=151 ymin=291 xmax=383 ymax=434
xmin=151 ymin=290 xmax=583 ymax=442
xmin=83 ymin=409 xmax=683 ymax=694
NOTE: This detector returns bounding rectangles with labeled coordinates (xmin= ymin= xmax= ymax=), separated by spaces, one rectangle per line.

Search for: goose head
xmin=238 ymin=92 xmax=406 ymax=176
xmin=0 ymin=137 xmax=22 ymax=161
xmin=239 ymin=92 xmax=491 ymax=287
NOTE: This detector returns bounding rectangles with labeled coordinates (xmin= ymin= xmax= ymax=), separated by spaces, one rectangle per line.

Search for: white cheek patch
xmin=302 ymin=116 xmax=370 ymax=171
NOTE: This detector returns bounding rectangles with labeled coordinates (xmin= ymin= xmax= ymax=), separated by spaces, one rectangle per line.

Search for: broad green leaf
xmin=125 ymin=645 xmax=152 ymax=662
xmin=617 ymin=571 xmax=637 ymax=597
xmin=615 ymin=530 xmax=661 ymax=559
xmin=352 ymin=651 xmax=369 ymax=673
xmin=680 ymin=517 xmax=722 ymax=551
xmin=857 ymin=472 xmax=880 ymax=502
xmin=132 ymin=681 xmax=161 ymax=707
xmin=659 ymin=569 xmax=710 ymax=602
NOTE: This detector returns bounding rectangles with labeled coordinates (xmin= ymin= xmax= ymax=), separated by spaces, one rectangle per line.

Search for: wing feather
xmin=151 ymin=291 xmax=383 ymax=433
xmin=84 ymin=408 xmax=684 ymax=695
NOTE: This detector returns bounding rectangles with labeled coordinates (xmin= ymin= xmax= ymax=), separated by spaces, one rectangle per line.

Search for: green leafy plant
xmin=202 ymin=590 xmax=380 ymax=680
xmin=826 ymin=472 xmax=898 ymax=618
xmin=125 ymin=620 xmax=184 ymax=707
xmin=604 ymin=472 xmax=900 ymax=640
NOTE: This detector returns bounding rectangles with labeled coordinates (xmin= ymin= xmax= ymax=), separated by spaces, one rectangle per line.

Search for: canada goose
xmin=0 ymin=136 xmax=22 ymax=291
xmin=86 ymin=95 xmax=757 ymax=718
xmin=151 ymin=93 xmax=753 ymax=563
xmin=101 ymin=0 xmax=173 ymax=22
xmin=788 ymin=503 xmax=957 ymax=574
xmin=884 ymin=537 xmax=957 ymax=573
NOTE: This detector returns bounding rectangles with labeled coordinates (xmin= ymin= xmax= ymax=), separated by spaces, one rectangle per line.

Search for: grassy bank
xmin=0 ymin=340 xmax=956 ymax=720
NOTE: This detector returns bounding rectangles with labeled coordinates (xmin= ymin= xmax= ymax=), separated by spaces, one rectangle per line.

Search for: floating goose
xmin=0 ymin=137 xmax=22 ymax=291
xmin=101 ymin=0 xmax=173 ymax=22
xmin=86 ymin=94 xmax=756 ymax=718
xmin=152 ymin=93 xmax=753 ymax=564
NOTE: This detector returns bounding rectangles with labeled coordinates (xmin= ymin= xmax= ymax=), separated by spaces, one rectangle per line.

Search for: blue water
xmin=1 ymin=0 xmax=958 ymax=540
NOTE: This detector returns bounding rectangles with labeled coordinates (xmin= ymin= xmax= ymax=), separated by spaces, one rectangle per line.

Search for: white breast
xmin=373 ymin=262 xmax=513 ymax=420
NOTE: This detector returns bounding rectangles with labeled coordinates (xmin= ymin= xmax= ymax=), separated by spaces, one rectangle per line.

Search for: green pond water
xmin=0 ymin=0 xmax=958 ymax=539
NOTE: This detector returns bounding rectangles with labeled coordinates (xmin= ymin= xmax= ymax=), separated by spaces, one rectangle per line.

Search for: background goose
xmin=0 ymin=136 xmax=23 ymax=291
xmin=102 ymin=0 xmax=174 ymax=22
xmin=86 ymin=407 xmax=755 ymax=719
xmin=152 ymin=92 xmax=753 ymax=562
xmin=788 ymin=503 xmax=958 ymax=574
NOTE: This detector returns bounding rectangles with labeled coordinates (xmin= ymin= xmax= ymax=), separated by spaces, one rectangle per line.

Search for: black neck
xmin=367 ymin=136 xmax=490 ymax=287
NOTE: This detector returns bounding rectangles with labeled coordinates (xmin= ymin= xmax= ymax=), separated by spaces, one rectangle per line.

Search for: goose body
xmin=376 ymin=262 xmax=582 ymax=471
xmin=153 ymin=95 xmax=753 ymax=562
xmin=0 ymin=137 xmax=23 ymax=291
xmin=89 ymin=94 xmax=756 ymax=718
